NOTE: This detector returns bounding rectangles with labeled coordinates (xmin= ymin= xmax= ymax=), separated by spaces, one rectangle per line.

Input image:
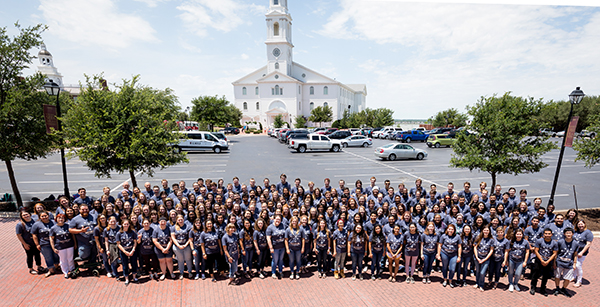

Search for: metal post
xmin=55 ymin=92 xmax=70 ymax=199
xmin=547 ymin=102 xmax=574 ymax=207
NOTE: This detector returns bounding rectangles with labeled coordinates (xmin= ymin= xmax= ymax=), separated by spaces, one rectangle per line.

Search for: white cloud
xmin=132 ymin=0 xmax=172 ymax=8
xmin=241 ymin=53 xmax=250 ymax=60
xmin=318 ymin=1 xmax=600 ymax=117
xmin=38 ymin=0 xmax=158 ymax=49
xmin=177 ymin=0 xmax=266 ymax=37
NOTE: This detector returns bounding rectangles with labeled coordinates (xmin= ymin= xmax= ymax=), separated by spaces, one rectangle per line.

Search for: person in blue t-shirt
xmin=553 ymin=227 xmax=578 ymax=297
xmin=117 ymin=219 xmax=138 ymax=285
xmin=332 ymin=219 xmax=348 ymax=279
xmin=348 ymin=224 xmax=368 ymax=280
xmin=16 ymin=211 xmax=43 ymax=275
xmin=387 ymin=224 xmax=403 ymax=282
xmin=530 ymin=228 xmax=558 ymax=296
xmin=474 ymin=226 xmax=494 ymax=291
xmin=49 ymin=213 xmax=76 ymax=279
xmin=222 ymin=223 xmax=240 ymax=285
xmin=285 ymin=216 xmax=306 ymax=280
xmin=573 ymin=220 xmax=594 ymax=287
xmin=507 ymin=228 xmax=530 ymax=292
xmin=267 ymin=215 xmax=287 ymax=279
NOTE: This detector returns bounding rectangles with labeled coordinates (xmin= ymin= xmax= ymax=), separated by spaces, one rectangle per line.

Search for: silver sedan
xmin=374 ymin=143 xmax=428 ymax=161
xmin=341 ymin=135 xmax=372 ymax=148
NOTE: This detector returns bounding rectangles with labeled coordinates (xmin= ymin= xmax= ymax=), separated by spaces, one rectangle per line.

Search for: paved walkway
xmin=1 ymin=217 xmax=597 ymax=307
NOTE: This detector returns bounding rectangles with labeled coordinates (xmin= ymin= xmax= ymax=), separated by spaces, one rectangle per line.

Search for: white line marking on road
xmin=579 ymin=170 xmax=600 ymax=174
xmin=343 ymin=151 xmax=441 ymax=187
xmin=530 ymin=194 xmax=569 ymax=198
xmin=112 ymin=170 xmax=144 ymax=192
xmin=333 ymin=172 xmax=403 ymax=178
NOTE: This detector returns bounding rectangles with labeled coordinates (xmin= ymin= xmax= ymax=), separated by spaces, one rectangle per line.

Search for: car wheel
xmin=435 ymin=143 xmax=441 ymax=148
xmin=213 ymin=146 xmax=222 ymax=153
xmin=388 ymin=154 xmax=396 ymax=161
xmin=591 ymin=133 xmax=596 ymax=138
xmin=298 ymin=145 xmax=307 ymax=153
xmin=416 ymin=153 xmax=424 ymax=160
xmin=332 ymin=145 xmax=340 ymax=152
xmin=362 ymin=142 xmax=369 ymax=147
xmin=405 ymin=137 xmax=412 ymax=143
xmin=175 ymin=146 xmax=182 ymax=153
xmin=552 ymin=133 xmax=556 ymax=137
xmin=342 ymin=143 xmax=348 ymax=148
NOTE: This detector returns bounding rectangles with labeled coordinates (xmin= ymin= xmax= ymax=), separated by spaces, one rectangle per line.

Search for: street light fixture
xmin=43 ymin=80 xmax=70 ymax=200
xmin=548 ymin=87 xmax=584 ymax=208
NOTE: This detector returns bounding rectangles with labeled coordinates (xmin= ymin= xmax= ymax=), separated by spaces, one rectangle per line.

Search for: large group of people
xmin=15 ymin=175 xmax=593 ymax=296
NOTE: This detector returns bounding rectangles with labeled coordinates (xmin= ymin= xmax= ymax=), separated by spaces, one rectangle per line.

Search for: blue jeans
xmin=173 ymin=245 xmax=193 ymax=274
xmin=228 ymin=256 xmax=239 ymax=278
xmin=289 ymin=249 xmax=302 ymax=273
xmin=100 ymin=252 xmax=112 ymax=275
xmin=193 ymin=248 xmax=205 ymax=275
xmin=271 ymin=248 xmax=285 ymax=274
xmin=441 ymin=252 xmax=458 ymax=280
xmin=77 ymin=244 xmax=93 ymax=260
xmin=40 ymin=245 xmax=59 ymax=267
xmin=351 ymin=252 xmax=365 ymax=275
xmin=422 ymin=253 xmax=435 ymax=276
xmin=475 ymin=258 xmax=490 ymax=288
xmin=457 ymin=254 xmax=473 ymax=282
xmin=242 ymin=248 xmax=255 ymax=272
xmin=119 ymin=251 xmax=138 ymax=277
xmin=488 ymin=258 xmax=503 ymax=283
xmin=508 ymin=259 xmax=524 ymax=286
xmin=371 ymin=251 xmax=384 ymax=276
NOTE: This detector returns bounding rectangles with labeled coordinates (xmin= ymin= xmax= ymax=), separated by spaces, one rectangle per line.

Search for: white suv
xmin=174 ymin=131 xmax=229 ymax=153
xmin=374 ymin=127 xmax=402 ymax=139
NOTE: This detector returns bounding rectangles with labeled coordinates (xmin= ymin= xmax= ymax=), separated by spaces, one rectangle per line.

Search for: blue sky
xmin=2 ymin=0 xmax=599 ymax=119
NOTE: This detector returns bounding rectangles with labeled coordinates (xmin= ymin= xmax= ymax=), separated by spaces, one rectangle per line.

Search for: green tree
xmin=371 ymin=108 xmax=395 ymax=127
xmin=273 ymin=114 xmax=285 ymax=128
xmin=294 ymin=115 xmax=307 ymax=128
xmin=573 ymin=114 xmax=600 ymax=167
xmin=0 ymin=23 xmax=53 ymax=207
xmin=309 ymin=105 xmax=333 ymax=127
xmin=450 ymin=93 xmax=556 ymax=188
xmin=189 ymin=95 xmax=242 ymax=131
xmin=62 ymin=75 xmax=188 ymax=188
xmin=537 ymin=96 xmax=600 ymax=132
xmin=428 ymin=108 xmax=468 ymax=127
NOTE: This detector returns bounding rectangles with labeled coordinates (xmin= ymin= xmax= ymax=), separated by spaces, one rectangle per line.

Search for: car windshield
xmin=382 ymin=143 xmax=395 ymax=148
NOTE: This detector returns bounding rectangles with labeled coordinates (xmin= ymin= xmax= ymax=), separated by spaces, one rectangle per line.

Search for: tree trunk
xmin=491 ymin=172 xmax=497 ymax=191
xmin=129 ymin=170 xmax=138 ymax=189
xmin=4 ymin=159 xmax=23 ymax=209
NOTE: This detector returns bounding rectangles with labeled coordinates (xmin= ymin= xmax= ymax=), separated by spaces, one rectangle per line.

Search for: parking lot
xmin=0 ymin=133 xmax=597 ymax=211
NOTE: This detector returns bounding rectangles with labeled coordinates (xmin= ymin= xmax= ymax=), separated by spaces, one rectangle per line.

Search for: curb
xmin=593 ymin=231 xmax=600 ymax=238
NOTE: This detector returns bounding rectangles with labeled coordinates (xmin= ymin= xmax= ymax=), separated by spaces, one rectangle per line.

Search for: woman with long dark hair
xmin=507 ymin=228 xmax=529 ymax=292
xmin=437 ymin=223 xmax=462 ymax=287
xmin=49 ymin=213 xmax=76 ymax=279
xmin=403 ymin=222 xmax=421 ymax=283
xmin=200 ymin=219 xmax=222 ymax=282
xmin=369 ymin=224 xmax=386 ymax=280
xmin=332 ymin=219 xmax=348 ymax=279
xmin=138 ymin=218 xmax=161 ymax=280
xmin=474 ymin=226 xmax=495 ymax=291
xmin=152 ymin=217 xmax=175 ymax=280
xmin=457 ymin=224 xmax=474 ymax=287
xmin=253 ymin=218 xmax=269 ymax=279
xmin=285 ymin=216 xmax=306 ymax=279
xmin=16 ymin=210 xmax=43 ymax=275
xmin=349 ymin=223 xmax=368 ymax=280
xmin=420 ymin=222 xmax=438 ymax=284
xmin=240 ymin=219 xmax=256 ymax=279
xmin=313 ymin=219 xmax=330 ymax=278
xmin=386 ymin=224 xmax=403 ymax=282
xmin=117 ymin=218 xmax=138 ymax=285
xmin=222 ymin=223 xmax=240 ymax=285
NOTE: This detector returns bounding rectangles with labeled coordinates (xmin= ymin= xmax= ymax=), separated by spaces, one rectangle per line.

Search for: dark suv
xmin=221 ymin=127 xmax=240 ymax=134
xmin=327 ymin=130 xmax=352 ymax=139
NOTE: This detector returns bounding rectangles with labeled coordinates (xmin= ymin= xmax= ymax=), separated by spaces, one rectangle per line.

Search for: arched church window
xmin=310 ymin=86 xmax=314 ymax=95
xmin=275 ymin=62 xmax=279 ymax=70
xmin=324 ymin=86 xmax=328 ymax=95
xmin=243 ymin=102 xmax=248 ymax=110
xmin=256 ymin=102 xmax=260 ymax=110
xmin=242 ymin=87 xmax=247 ymax=95
xmin=274 ymin=0 xmax=279 ymax=5
xmin=310 ymin=102 xmax=314 ymax=110
xmin=255 ymin=87 xmax=259 ymax=95
xmin=274 ymin=22 xmax=279 ymax=36
xmin=324 ymin=102 xmax=328 ymax=108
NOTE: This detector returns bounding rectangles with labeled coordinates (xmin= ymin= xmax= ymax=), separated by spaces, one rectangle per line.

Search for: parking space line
xmin=324 ymin=166 xmax=390 ymax=171
xmin=333 ymin=172 xmax=403 ymax=178
xmin=580 ymin=170 xmax=600 ymax=174
xmin=531 ymin=193 xmax=569 ymax=198
xmin=343 ymin=151 xmax=442 ymax=187
xmin=434 ymin=176 xmax=490 ymax=181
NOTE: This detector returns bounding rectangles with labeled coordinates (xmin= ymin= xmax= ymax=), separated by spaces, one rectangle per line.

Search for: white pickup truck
xmin=289 ymin=134 xmax=343 ymax=153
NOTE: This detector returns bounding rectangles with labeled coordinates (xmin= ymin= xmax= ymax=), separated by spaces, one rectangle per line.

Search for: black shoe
xmin=561 ymin=288 xmax=572 ymax=298
xmin=529 ymin=288 xmax=536 ymax=295
xmin=541 ymin=288 xmax=548 ymax=297
xmin=553 ymin=289 xmax=561 ymax=296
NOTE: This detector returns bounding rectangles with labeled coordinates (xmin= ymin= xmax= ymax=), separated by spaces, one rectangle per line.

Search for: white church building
xmin=37 ymin=43 xmax=82 ymax=99
xmin=232 ymin=0 xmax=367 ymax=128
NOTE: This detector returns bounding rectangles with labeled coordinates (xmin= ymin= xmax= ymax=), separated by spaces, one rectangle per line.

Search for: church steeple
xmin=266 ymin=0 xmax=293 ymax=76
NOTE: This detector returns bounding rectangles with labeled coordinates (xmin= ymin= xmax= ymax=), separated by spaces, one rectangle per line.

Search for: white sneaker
xmin=509 ymin=284 xmax=514 ymax=292
xmin=289 ymin=273 xmax=294 ymax=280
xmin=106 ymin=273 xmax=113 ymax=278
xmin=296 ymin=273 xmax=300 ymax=280
xmin=362 ymin=266 xmax=368 ymax=273
xmin=272 ymin=273 xmax=277 ymax=279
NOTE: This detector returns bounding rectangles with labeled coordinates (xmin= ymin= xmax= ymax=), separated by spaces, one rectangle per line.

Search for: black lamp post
xmin=548 ymin=87 xmax=584 ymax=208
xmin=44 ymin=81 xmax=70 ymax=199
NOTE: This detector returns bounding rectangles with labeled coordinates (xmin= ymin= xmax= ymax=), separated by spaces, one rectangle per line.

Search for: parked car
xmin=576 ymin=130 xmax=597 ymax=138
xmin=349 ymin=128 xmax=362 ymax=135
xmin=555 ymin=131 xmax=566 ymax=137
xmin=221 ymin=127 xmax=240 ymax=135
xmin=374 ymin=143 xmax=427 ymax=161
xmin=426 ymin=134 xmax=455 ymax=148
xmin=327 ymin=130 xmax=352 ymax=139
xmin=395 ymin=130 xmax=429 ymax=143
xmin=318 ymin=128 xmax=338 ymax=135
xmin=286 ymin=129 xmax=309 ymax=143
xmin=428 ymin=127 xmax=454 ymax=135
xmin=289 ymin=134 xmax=343 ymax=153
xmin=173 ymin=131 xmax=228 ymax=153
xmin=278 ymin=129 xmax=291 ymax=142
xmin=270 ymin=128 xmax=281 ymax=137
xmin=539 ymin=128 xmax=555 ymax=137
xmin=374 ymin=127 xmax=402 ymax=139
xmin=210 ymin=132 xmax=228 ymax=144
xmin=312 ymin=127 xmax=329 ymax=134
xmin=341 ymin=135 xmax=372 ymax=148
xmin=361 ymin=127 xmax=374 ymax=137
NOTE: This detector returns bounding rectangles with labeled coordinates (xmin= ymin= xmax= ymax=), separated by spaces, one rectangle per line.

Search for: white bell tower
xmin=265 ymin=0 xmax=293 ymax=76
xmin=37 ymin=43 xmax=63 ymax=87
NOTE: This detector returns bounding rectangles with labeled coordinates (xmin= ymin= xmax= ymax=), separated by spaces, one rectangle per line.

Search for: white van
xmin=174 ymin=131 xmax=229 ymax=153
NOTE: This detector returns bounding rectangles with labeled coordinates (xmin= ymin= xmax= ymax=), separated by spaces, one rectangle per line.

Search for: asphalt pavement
xmin=1 ymin=134 xmax=597 ymax=211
